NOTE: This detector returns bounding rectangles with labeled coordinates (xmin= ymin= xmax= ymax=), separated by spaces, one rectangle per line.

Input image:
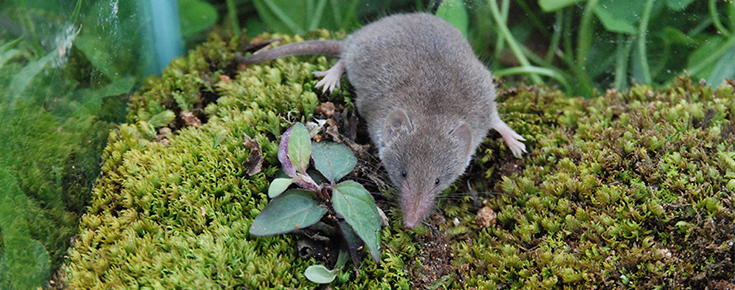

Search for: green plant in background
xmin=250 ymin=123 xmax=381 ymax=284
xmin=221 ymin=0 xmax=418 ymax=38
xmin=210 ymin=0 xmax=735 ymax=96
xmin=249 ymin=0 xmax=362 ymax=36
xmin=477 ymin=0 xmax=735 ymax=96
xmin=0 ymin=1 xmax=135 ymax=286
xmin=0 ymin=0 xmax=221 ymax=287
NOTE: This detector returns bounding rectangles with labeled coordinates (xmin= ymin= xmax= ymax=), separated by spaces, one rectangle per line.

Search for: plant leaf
xmin=686 ymin=35 xmax=724 ymax=78
xmin=178 ymin=0 xmax=218 ymax=37
xmin=278 ymin=126 xmax=296 ymax=177
xmin=311 ymin=142 xmax=356 ymax=183
xmin=666 ymin=0 xmax=694 ymax=11
xmin=538 ymin=0 xmax=584 ymax=12
xmin=435 ymin=0 xmax=469 ymax=38
xmin=75 ymin=34 xmax=122 ymax=80
xmin=9 ymin=50 xmax=56 ymax=98
xmin=593 ymin=6 xmax=637 ymax=34
xmin=334 ymin=246 xmax=350 ymax=270
xmin=332 ymin=181 xmax=380 ymax=263
xmin=708 ymin=44 xmax=735 ymax=86
xmin=288 ymin=123 xmax=311 ymax=174
xmin=304 ymin=265 xmax=338 ymax=284
xmin=339 ymin=221 xmax=364 ymax=270
xmin=293 ymin=173 xmax=320 ymax=192
xmin=249 ymin=190 xmax=327 ymax=236
xmin=268 ymin=177 xmax=293 ymax=198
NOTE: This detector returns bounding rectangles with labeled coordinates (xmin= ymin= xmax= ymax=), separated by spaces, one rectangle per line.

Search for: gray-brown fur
xmin=238 ymin=13 xmax=525 ymax=229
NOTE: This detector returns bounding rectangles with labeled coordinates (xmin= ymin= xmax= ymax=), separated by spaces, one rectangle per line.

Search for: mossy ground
xmin=63 ymin=30 xmax=735 ymax=289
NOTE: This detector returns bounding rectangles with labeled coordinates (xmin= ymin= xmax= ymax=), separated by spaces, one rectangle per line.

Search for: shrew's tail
xmin=236 ymin=40 xmax=343 ymax=64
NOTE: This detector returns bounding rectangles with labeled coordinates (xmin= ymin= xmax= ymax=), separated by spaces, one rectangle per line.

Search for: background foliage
xmin=230 ymin=0 xmax=735 ymax=96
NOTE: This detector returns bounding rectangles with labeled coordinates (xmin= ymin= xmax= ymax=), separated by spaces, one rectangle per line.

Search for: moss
xmin=451 ymin=78 xmax=735 ymax=288
xmin=64 ymin=28 xmax=735 ymax=289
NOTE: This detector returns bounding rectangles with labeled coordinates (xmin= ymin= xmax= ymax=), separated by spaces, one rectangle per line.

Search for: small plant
xmin=249 ymin=123 xmax=381 ymax=284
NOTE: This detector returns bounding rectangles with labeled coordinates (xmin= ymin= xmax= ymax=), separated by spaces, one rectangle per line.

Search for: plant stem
xmin=309 ymin=0 xmax=328 ymax=30
xmin=638 ymin=0 xmax=654 ymax=84
xmin=330 ymin=0 xmax=342 ymax=28
xmin=494 ymin=0 xmax=510 ymax=60
xmin=264 ymin=0 xmax=305 ymax=35
xmin=572 ymin=1 xmax=597 ymax=97
xmin=487 ymin=0 xmax=542 ymax=84
xmin=545 ymin=10 xmax=563 ymax=64
xmin=614 ymin=34 xmax=634 ymax=90
xmin=495 ymin=66 xmax=570 ymax=92
xmin=226 ymin=0 xmax=240 ymax=36
xmin=563 ymin=8 xmax=573 ymax=64
xmin=710 ymin=0 xmax=731 ymax=37
xmin=575 ymin=0 xmax=597 ymax=67
xmin=688 ymin=18 xmax=713 ymax=37
xmin=514 ymin=0 xmax=550 ymax=37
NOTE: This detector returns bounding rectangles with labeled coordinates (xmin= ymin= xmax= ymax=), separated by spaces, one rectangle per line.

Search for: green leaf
xmin=593 ymin=6 xmax=637 ymax=34
xmin=147 ymin=110 xmax=176 ymax=128
xmin=662 ymin=27 xmax=697 ymax=46
xmin=538 ymin=0 xmax=585 ymax=12
xmin=311 ymin=142 xmax=356 ymax=183
xmin=288 ymin=123 xmax=311 ymax=174
xmin=595 ymin=0 xmax=664 ymax=27
xmin=78 ymin=76 xmax=136 ymax=105
xmin=666 ymin=0 xmax=694 ymax=11
xmin=178 ymin=0 xmax=218 ymax=37
xmin=435 ymin=0 xmax=469 ymax=38
xmin=268 ymin=177 xmax=293 ymax=198
xmin=332 ymin=181 xmax=380 ymax=263
xmin=0 ymin=38 xmax=23 ymax=69
xmin=334 ymin=247 xmax=350 ymax=270
xmin=249 ymin=190 xmax=327 ymax=236
xmin=304 ymin=265 xmax=338 ymax=284
xmin=75 ymin=34 xmax=122 ymax=79
xmin=338 ymin=221 xmax=363 ymax=268
xmin=9 ymin=50 xmax=56 ymax=98
xmin=686 ymin=35 xmax=724 ymax=78
xmin=708 ymin=44 xmax=735 ymax=86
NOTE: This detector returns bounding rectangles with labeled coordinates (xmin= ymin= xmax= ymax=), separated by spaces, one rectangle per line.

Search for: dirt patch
xmin=406 ymin=212 xmax=456 ymax=288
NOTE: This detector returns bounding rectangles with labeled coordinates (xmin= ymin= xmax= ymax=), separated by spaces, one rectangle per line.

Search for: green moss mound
xmin=63 ymin=30 xmax=735 ymax=289
xmin=460 ymin=79 xmax=735 ymax=288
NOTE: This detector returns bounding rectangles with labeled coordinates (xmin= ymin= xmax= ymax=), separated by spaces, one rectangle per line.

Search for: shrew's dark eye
xmin=434 ymin=178 xmax=440 ymax=185
xmin=401 ymin=170 xmax=407 ymax=177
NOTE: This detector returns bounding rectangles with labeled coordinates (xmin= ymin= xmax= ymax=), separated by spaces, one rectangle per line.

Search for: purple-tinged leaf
xmin=278 ymin=126 xmax=296 ymax=177
xmin=293 ymin=173 xmax=320 ymax=192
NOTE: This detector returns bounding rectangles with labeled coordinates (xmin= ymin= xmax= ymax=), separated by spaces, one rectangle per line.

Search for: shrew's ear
xmin=450 ymin=123 xmax=473 ymax=156
xmin=382 ymin=110 xmax=413 ymax=146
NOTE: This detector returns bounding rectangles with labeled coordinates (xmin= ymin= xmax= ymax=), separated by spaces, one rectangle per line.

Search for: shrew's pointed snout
xmin=400 ymin=189 xmax=436 ymax=230
xmin=403 ymin=211 xmax=421 ymax=230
